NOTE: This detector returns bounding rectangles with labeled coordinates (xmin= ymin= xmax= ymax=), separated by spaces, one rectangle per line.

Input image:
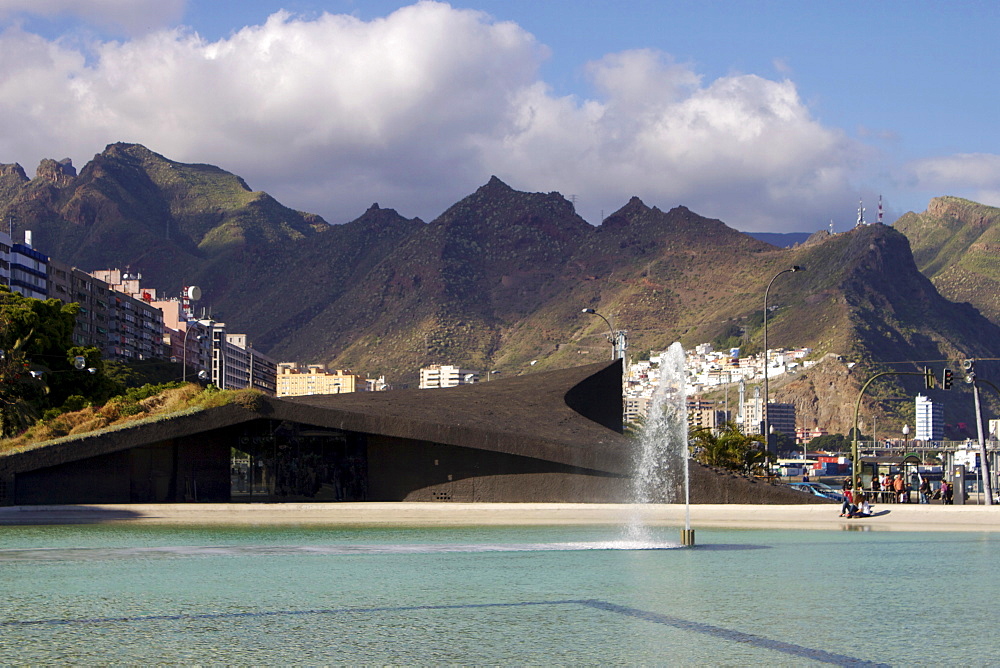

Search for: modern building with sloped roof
xmin=0 ymin=361 xmax=822 ymax=506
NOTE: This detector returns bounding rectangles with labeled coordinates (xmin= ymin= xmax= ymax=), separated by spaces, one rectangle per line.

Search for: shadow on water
xmin=0 ymin=505 xmax=145 ymax=525
xmin=0 ymin=540 xmax=771 ymax=563
xmin=686 ymin=543 xmax=770 ymax=551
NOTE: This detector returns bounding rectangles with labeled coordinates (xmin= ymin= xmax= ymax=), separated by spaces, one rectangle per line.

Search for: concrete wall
xmin=13 ymin=435 xmax=231 ymax=505
xmin=15 ymin=450 xmax=132 ymax=504
xmin=367 ymin=435 xmax=630 ymax=502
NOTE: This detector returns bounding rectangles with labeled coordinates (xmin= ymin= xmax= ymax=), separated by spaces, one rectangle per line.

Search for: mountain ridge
xmin=2 ymin=144 xmax=999 ymax=434
xmin=894 ymin=196 xmax=1000 ymax=323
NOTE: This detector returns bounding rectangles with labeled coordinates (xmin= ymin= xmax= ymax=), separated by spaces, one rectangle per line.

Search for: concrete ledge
xmin=2 ymin=502 xmax=998 ymax=531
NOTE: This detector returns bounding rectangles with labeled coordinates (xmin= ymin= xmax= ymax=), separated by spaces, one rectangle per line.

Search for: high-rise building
xmin=45 ymin=262 xmax=166 ymax=361
xmin=47 ymin=259 xmax=112 ymax=350
xmin=89 ymin=269 xmax=166 ymax=361
xmin=915 ymin=394 xmax=944 ymax=442
xmin=688 ymin=397 xmax=724 ymax=432
xmin=208 ymin=324 xmax=277 ymax=395
xmin=3 ymin=230 xmax=48 ymax=300
xmin=741 ymin=396 xmax=796 ymax=437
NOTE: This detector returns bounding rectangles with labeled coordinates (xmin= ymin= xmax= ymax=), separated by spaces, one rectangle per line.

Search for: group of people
xmin=870 ymin=473 xmax=912 ymax=503
xmin=838 ymin=479 xmax=875 ymax=517
xmin=839 ymin=485 xmax=873 ymax=518
xmin=840 ymin=473 xmax=955 ymax=516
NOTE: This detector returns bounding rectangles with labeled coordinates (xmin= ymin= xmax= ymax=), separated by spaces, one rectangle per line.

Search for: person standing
xmin=941 ymin=480 xmax=953 ymax=505
xmin=893 ymin=474 xmax=906 ymax=503
xmin=918 ymin=478 xmax=931 ymax=504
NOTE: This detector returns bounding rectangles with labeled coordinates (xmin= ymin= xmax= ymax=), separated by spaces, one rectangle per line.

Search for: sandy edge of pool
xmin=1 ymin=502 xmax=998 ymax=531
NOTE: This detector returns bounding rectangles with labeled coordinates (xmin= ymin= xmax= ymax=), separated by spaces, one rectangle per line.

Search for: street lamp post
xmin=581 ymin=308 xmax=618 ymax=360
xmin=762 ymin=266 xmax=804 ymax=454
xmin=182 ymin=325 xmax=203 ymax=383
xmin=724 ymin=370 xmax=731 ymax=428
xmin=582 ymin=307 xmax=626 ymax=430
xmin=902 ymin=424 xmax=910 ymax=502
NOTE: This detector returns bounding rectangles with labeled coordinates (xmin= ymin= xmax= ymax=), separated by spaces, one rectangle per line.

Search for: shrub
xmin=62 ymin=395 xmax=90 ymax=413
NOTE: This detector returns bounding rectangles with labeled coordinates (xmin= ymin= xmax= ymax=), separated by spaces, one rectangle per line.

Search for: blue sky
xmin=1 ymin=1 xmax=997 ymax=232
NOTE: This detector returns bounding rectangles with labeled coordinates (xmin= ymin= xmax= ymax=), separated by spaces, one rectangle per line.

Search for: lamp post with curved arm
xmin=762 ymin=266 xmax=804 ymax=453
xmin=181 ymin=325 xmax=203 ymax=383
xmin=581 ymin=308 xmax=617 ymax=360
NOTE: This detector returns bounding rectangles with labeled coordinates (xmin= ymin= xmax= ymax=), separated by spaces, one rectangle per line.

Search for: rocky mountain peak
xmin=480 ymin=175 xmax=514 ymax=193
xmin=0 ymin=163 xmax=28 ymax=182
xmin=35 ymin=158 xmax=76 ymax=185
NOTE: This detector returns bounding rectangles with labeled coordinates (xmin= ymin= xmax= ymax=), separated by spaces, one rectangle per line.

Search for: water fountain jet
xmin=624 ymin=342 xmax=693 ymax=546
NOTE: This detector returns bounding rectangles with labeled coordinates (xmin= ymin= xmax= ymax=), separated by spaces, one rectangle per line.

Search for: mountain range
xmin=2 ymin=143 xmax=999 ymax=434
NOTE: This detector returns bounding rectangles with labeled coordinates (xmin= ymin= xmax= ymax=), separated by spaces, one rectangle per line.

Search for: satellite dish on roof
xmin=186 ymin=286 xmax=202 ymax=301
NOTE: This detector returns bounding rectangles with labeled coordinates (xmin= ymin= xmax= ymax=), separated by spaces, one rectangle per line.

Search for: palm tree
xmin=689 ymin=421 xmax=766 ymax=475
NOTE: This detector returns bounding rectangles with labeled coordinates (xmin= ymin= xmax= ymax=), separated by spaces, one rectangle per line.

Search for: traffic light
xmin=942 ymin=369 xmax=953 ymax=390
xmin=924 ymin=367 xmax=935 ymax=389
xmin=964 ymin=358 xmax=976 ymax=384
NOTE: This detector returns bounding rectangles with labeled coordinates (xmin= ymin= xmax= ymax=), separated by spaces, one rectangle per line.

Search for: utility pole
xmin=965 ymin=359 xmax=994 ymax=505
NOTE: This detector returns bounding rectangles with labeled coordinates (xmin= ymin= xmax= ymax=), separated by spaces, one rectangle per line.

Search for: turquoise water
xmin=1 ymin=523 xmax=997 ymax=665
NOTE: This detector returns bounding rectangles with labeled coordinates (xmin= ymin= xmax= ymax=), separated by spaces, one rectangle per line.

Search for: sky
xmin=1 ymin=1 xmax=998 ymax=232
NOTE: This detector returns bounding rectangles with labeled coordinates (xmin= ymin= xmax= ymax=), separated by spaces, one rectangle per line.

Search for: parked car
xmin=785 ymin=482 xmax=845 ymax=502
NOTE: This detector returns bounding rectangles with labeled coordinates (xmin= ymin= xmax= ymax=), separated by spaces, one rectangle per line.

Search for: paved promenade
xmin=2 ymin=502 xmax=998 ymax=531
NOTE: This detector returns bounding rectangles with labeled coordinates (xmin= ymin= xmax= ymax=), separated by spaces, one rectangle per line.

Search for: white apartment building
xmin=419 ymin=364 xmax=478 ymax=389
xmin=209 ymin=324 xmax=277 ymax=395
xmin=3 ymin=230 xmax=49 ymax=300
xmin=915 ymin=393 xmax=944 ymax=442
xmin=741 ymin=396 xmax=796 ymax=437
xmin=0 ymin=230 xmax=11 ymax=290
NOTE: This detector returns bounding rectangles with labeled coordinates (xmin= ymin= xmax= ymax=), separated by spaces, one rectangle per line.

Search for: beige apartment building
xmin=276 ymin=363 xmax=363 ymax=397
xmin=687 ymin=397 xmax=724 ymax=432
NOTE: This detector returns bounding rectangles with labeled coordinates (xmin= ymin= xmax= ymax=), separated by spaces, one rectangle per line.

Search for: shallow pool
xmin=2 ymin=522 xmax=996 ymax=665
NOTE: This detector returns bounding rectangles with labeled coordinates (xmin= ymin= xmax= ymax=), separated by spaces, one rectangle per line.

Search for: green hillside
xmin=895 ymin=196 xmax=1000 ymax=323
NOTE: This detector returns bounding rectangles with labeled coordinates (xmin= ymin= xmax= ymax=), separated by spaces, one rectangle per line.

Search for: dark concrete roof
xmin=1 ymin=361 xmax=631 ymax=477
xmin=0 ymin=360 xmax=828 ymax=505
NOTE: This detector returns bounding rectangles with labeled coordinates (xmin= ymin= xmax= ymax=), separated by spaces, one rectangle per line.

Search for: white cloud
xmin=485 ymin=53 xmax=858 ymax=230
xmin=0 ymin=0 xmax=185 ymax=35
xmin=0 ymin=1 xmax=863 ymax=232
xmin=906 ymin=153 xmax=1000 ymax=207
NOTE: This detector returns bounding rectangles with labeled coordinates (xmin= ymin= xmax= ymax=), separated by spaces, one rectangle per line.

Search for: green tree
xmin=0 ymin=287 xmax=78 ymax=359
xmin=689 ymin=421 xmax=767 ymax=475
xmin=0 ymin=287 xmax=122 ymax=431
xmin=0 ymin=332 xmax=45 ymax=436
